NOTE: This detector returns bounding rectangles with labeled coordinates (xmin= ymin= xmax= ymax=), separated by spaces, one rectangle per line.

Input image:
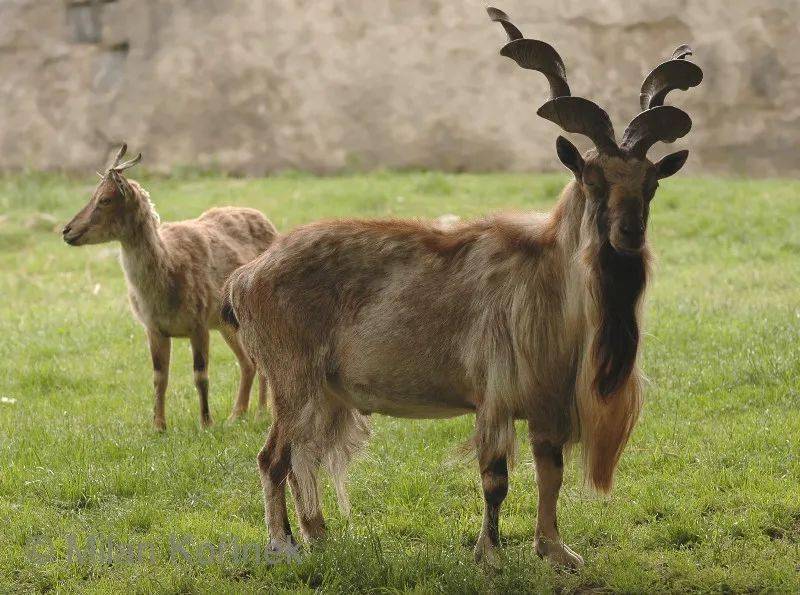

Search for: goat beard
xmin=590 ymin=240 xmax=649 ymax=400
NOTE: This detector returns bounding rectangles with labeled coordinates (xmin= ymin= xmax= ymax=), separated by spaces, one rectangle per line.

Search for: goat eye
xmin=582 ymin=169 xmax=606 ymax=194
xmin=585 ymin=179 xmax=607 ymax=196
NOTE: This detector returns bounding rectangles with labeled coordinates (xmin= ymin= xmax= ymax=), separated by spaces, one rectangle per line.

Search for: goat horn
xmin=110 ymin=143 xmax=128 ymax=168
xmin=639 ymin=45 xmax=703 ymax=110
xmin=112 ymin=152 xmax=143 ymax=172
xmin=487 ymin=7 xmax=569 ymax=99
xmin=486 ymin=6 xmax=523 ymax=41
xmin=489 ymin=7 xmax=620 ymax=154
xmin=500 ymin=39 xmax=571 ymax=99
xmin=671 ymin=44 xmax=693 ymax=60
xmin=621 ymin=105 xmax=692 ymax=159
xmin=538 ymin=97 xmax=619 ymax=155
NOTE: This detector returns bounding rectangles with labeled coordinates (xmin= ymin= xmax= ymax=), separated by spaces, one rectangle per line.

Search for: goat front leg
xmin=190 ymin=328 xmax=212 ymax=428
xmin=147 ymin=330 xmax=171 ymax=431
xmin=530 ymin=437 xmax=583 ymax=568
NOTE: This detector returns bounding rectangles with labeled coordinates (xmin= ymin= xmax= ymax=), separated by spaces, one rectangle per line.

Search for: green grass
xmin=0 ymin=170 xmax=798 ymax=593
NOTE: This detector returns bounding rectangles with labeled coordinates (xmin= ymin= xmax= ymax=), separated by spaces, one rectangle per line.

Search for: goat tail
xmin=220 ymin=275 xmax=240 ymax=330
xmin=576 ymin=362 xmax=643 ymax=493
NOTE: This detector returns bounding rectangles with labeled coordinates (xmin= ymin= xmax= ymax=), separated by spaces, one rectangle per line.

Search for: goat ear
xmin=654 ymin=149 xmax=689 ymax=179
xmin=556 ymin=135 xmax=584 ymax=178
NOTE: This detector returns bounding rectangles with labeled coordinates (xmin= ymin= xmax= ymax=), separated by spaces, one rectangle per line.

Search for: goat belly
xmin=332 ymin=387 xmax=475 ymax=419
xmin=330 ymin=330 xmax=476 ymax=418
xmin=326 ymin=369 xmax=475 ymax=419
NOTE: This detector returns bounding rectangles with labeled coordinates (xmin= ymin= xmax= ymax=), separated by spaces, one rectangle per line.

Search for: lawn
xmin=0 ymin=170 xmax=798 ymax=593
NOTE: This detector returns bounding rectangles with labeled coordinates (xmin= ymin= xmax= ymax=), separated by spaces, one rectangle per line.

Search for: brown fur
xmin=63 ymin=172 xmax=277 ymax=429
xmin=224 ymin=149 xmax=679 ymax=563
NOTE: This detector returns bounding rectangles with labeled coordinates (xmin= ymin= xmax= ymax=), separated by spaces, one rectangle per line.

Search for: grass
xmin=0 ymin=169 xmax=798 ymax=593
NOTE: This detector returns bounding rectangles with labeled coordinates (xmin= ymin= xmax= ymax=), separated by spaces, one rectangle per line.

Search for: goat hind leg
xmin=220 ymin=327 xmax=256 ymax=422
xmin=287 ymin=454 xmax=327 ymax=543
xmin=287 ymin=404 xmax=369 ymax=543
xmin=474 ymin=456 xmax=508 ymax=566
xmin=256 ymin=371 xmax=269 ymax=416
xmin=473 ymin=412 xmax=513 ymax=565
xmin=257 ymin=423 xmax=298 ymax=554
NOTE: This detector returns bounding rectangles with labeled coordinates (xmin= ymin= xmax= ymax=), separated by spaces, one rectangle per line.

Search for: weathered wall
xmin=1 ymin=0 xmax=798 ymax=176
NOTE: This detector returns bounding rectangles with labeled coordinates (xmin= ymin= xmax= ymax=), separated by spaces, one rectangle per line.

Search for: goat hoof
xmin=473 ymin=535 xmax=499 ymax=567
xmin=200 ymin=417 xmax=213 ymax=429
xmin=535 ymin=536 xmax=584 ymax=569
xmin=267 ymin=538 xmax=301 ymax=562
xmin=225 ymin=410 xmax=246 ymax=424
xmin=153 ymin=417 xmax=167 ymax=432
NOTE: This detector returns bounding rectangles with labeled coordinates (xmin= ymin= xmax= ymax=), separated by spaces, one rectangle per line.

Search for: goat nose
xmin=620 ymin=223 xmax=644 ymax=240
xmin=621 ymin=222 xmax=643 ymax=237
xmin=62 ymin=224 xmax=71 ymax=235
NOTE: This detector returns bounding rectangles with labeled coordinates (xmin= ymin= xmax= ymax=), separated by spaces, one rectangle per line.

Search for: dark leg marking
xmin=193 ymin=351 xmax=206 ymax=373
xmin=258 ymin=432 xmax=295 ymax=543
xmin=481 ymin=457 xmax=509 ymax=545
xmin=192 ymin=344 xmax=211 ymax=424
xmin=196 ymin=377 xmax=210 ymax=422
xmin=533 ymin=441 xmax=563 ymax=468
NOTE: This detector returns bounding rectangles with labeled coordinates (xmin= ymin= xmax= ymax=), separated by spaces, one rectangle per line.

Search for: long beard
xmin=591 ymin=240 xmax=648 ymax=399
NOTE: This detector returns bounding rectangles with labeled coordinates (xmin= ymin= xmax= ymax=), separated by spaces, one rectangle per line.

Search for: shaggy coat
xmin=222 ymin=148 xmax=668 ymax=566
xmin=223 ymin=6 xmax=697 ymax=565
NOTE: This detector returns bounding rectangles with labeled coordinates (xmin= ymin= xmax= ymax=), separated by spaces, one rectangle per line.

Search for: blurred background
xmin=1 ymin=0 xmax=798 ymax=176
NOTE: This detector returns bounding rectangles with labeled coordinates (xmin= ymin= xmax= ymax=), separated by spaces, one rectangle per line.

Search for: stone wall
xmin=1 ymin=0 xmax=798 ymax=176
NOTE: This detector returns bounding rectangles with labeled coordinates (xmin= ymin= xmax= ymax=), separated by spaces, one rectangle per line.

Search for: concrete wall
xmin=1 ymin=0 xmax=798 ymax=176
